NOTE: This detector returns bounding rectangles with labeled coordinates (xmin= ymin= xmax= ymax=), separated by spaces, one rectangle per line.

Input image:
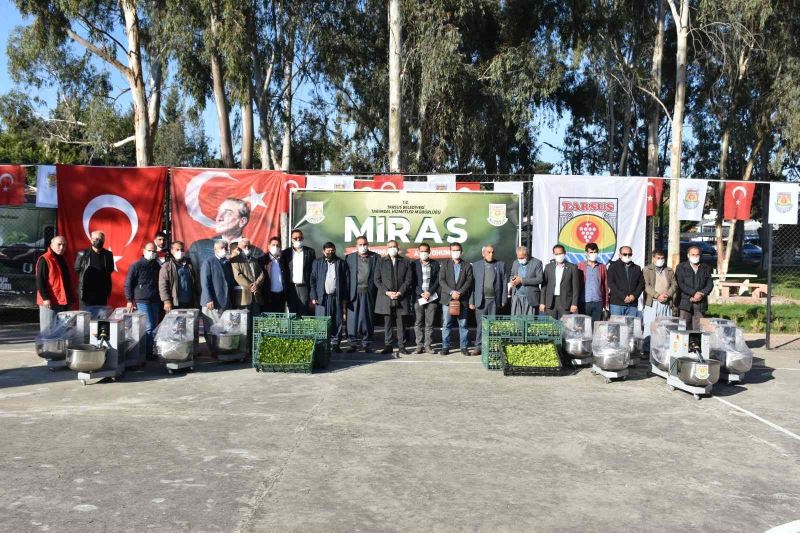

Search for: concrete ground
xmin=1 ymin=323 xmax=799 ymax=533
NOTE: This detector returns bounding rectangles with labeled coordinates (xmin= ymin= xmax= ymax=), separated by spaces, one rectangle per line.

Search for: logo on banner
xmin=775 ymin=192 xmax=793 ymax=213
xmin=305 ymin=201 xmax=325 ymax=224
xmin=488 ymin=204 xmax=508 ymax=226
xmin=683 ymin=188 xmax=699 ymax=209
xmin=558 ymin=198 xmax=618 ymax=263
xmin=0 ymin=173 xmax=14 ymax=192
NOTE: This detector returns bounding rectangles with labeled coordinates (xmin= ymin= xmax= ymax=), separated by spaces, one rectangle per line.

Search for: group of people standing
xmin=36 ymin=227 xmax=715 ymax=359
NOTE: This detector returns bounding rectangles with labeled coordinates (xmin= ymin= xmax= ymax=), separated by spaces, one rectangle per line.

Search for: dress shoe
xmin=379 ymin=345 xmax=392 ymax=354
xmin=342 ymin=346 xmax=355 ymax=353
xmin=472 ymin=348 xmax=482 ymax=356
xmin=397 ymin=347 xmax=409 ymax=355
xmin=460 ymin=348 xmax=469 ymax=355
xmin=414 ymin=346 xmax=424 ymax=354
xmin=332 ymin=345 xmax=341 ymax=353
xmin=439 ymin=348 xmax=449 ymax=356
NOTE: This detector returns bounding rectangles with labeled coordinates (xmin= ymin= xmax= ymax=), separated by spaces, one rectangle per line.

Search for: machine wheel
xmin=605 ymin=378 xmax=611 ymax=384
xmin=168 ymin=368 xmax=174 ymax=375
xmin=189 ymin=366 xmax=195 ymax=372
xmin=621 ymin=376 xmax=628 ymax=381
xmin=48 ymin=367 xmax=56 ymax=372
xmin=80 ymin=379 xmax=87 ymax=386
xmin=694 ymin=394 xmax=701 ymax=401
xmin=668 ymin=385 xmax=676 ymax=391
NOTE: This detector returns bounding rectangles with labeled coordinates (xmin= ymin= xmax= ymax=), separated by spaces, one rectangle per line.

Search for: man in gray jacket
xmin=159 ymin=241 xmax=197 ymax=312
xmin=509 ymin=246 xmax=543 ymax=316
xmin=469 ymin=244 xmax=508 ymax=356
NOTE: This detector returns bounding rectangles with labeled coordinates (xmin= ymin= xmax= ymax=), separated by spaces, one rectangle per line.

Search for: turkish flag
xmin=646 ymin=178 xmax=664 ymax=216
xmin=723 ymin=182 xmax=756 ymax=220
xmin=0 ymin=165 xmax=26 ymax=205
xmin=373 ymin=174 xmax=404 ymax=190
xmin=56 ymin=165 xmax=168 ymax=308
xmin=280 ymin=173 xmax=306 ymax=213
xmin=456 ymin=181 xmax=481 ymax=191
xmin=354 ymin=179 xmax=376 ymax=189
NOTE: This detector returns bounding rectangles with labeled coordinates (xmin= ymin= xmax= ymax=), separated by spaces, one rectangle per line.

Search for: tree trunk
xmin=606 ymin=80 xmax=616 ymax=173
xmin=388 ymin=0 xmax=402 ymax=172
xmin=714 ymin=126 xmax=730 ymax=274
xmin=121 ymin=0 xmax=152 ymax=166
xmin=281 ymin=33 xmax=294 ymax=171
xmin=666 ymin=0 xmax=690 ymax=268
xmin=147 ymin=58 xmax=163 ymax=163
xmin=618 ymin=94 xmax=633 ymax=175
xmin=647 ymin=0 xmax=665 ymax=178
xmin=209 ymin=14 xmax=234 ymax=168
xmin=241 ymin=86 xmax=254 ymax=169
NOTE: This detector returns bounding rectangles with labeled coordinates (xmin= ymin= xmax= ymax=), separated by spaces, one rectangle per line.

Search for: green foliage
xmin=257 ymin=336 xmax=314 ymax=365
xmin=707 ymin=304 xmax=800 ymax=333
xmin=505 ymin=343 xmax=560 ymax=367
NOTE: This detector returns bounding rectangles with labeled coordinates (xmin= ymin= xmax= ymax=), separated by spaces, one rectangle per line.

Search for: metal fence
xmin=0 ymin=205 xmax=57 ymax=307
xmin=766 ymin=221 xmax=800 ymax=350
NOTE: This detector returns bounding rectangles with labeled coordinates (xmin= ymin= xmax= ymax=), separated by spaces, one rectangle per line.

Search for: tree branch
xmin=66 ymin=28 xmax=131 ymax=77
xmin=636 ymin=85 xmax=673 ymax=124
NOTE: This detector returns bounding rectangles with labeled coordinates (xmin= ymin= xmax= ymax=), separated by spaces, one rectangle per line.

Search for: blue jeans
xmin=582 ymin=301 xmax=604 ymax=323
xmin=135 ymin=301 xmax=160 ymax=357
xmin=441 ymin=304 xmax=468 ymax=350
xmin=610 ymin=304 xmax=638 ymax=317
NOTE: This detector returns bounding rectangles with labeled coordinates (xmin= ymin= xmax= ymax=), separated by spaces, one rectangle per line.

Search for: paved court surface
xmin=1 ymin=323 xmax=799 ymax=532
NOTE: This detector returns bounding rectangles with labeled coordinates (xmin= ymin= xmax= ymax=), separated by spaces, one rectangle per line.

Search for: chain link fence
xmin=767 ymin=222 xmax=800 ymax=350
xmin=0 ymin=205 xmax=57 ymax=308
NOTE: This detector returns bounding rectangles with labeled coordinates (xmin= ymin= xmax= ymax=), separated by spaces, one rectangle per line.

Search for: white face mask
xmin=689 ymin=256 xmax=700 ymax=265
xmin=620 ymin=256 xmax=632 ymax=264
xmin=292 ymin=239 xmax=303 ymax=249
xmin=387 ymin=247 xmax=398 ymax=257
xmin=241 ymin=247 xmax=251 ymax=257
xmin=518 ymin=258 xmax=528 ymax=265
xmin=419 ymin=252 xmax=430 ymax=261
xmin=654 ymin=258 xmax=665 ymax=268
xmin=144 ymin=250 xmax=156 ymax=261
xmin=554 ymin=254 xmax=565 ymax=263
xmin=269 ymin=245 xmax=280 ymax=256
xmin=587 ymin=253 xmax=598 ymax=262
xmin=215 ymin=249 xmax=228 ymax=260
xmin=172 ymin=251 xmax=184 ymax=261
xmin=357 ymin=244 xmax=368 ymax=254
xmin=451 ymin=251 xmax=461 ymax=260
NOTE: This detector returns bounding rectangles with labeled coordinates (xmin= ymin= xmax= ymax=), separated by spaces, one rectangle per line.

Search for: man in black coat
xmin=124 ymin=242 xmax=161 ymax=358
xmin=310 ymin=242 xmax=349 ymax=351
xmin=259 ymin=236 xmax=288 ymax=313
xmin=74 ymin=230 xmax=115 ymax=315
xmin=374 ymin=240 xmax=413 ymax=355
xmin=439 ymin=242 xmax=474 ymax=355
xmin=345 ymin=235 xmax=380 ymax=352
xmin=469 ymin=244 xmax=508 ymax=355
xmin=539 ymin=244 xmax=580 ymax=319
xmin=607 ymin=245 xmax=645 ymax=317
xmin=675 ymin=245 xmax=714 ymax=330
xmin=281 ymin=229 xmax=316 ymax=316
xmin=411 ymin=242 xmax=440 ymax=353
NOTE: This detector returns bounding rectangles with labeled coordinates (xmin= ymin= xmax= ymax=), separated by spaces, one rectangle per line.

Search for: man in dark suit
xmin=200 ymin=240 xmax=236 ymax=347
xmin=439 ymin=242 xmax=474 ymax=355
xmin=374 ymin=240 xmax=413 ymax=355
xmin=411 ymin=242 xmax=440 ymax=353
xmin=281 ymin=229 xmax=315 ymax=316
xmin=675 ymin=245 xmax=714 ymax=330
xmin=607 ymin=245 xmax=645 ymax=317
xmin=345 ymin=235 xmax=380 ymax=352
xmin=469 ymin=244 xmax=508 ymax=355
xmin=509 ymin=245 xmax=543 ymax=316
xmin=539 ymin=244 xmax=580 ymax=319
xmin=258 ymin=236 xmax=287 ymax=313
xmin=310 ymin=242 xmax=349 ymax=351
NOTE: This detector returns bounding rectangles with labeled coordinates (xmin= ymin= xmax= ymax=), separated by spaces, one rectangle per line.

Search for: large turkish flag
xmin=646 ymin=178 xmax=664 ymax=217
xmin=0 ymin=165 xmax=26 ymax=205
xmin=56 ymin=165 xmax=168 ymax=308
xmin=723 ymin=182 xmax=756 ymax=220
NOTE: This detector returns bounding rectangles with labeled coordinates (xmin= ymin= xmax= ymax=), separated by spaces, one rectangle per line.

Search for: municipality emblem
xmin=683 ymin=188 xmax=699 ymax=209
xmin=775 ymin=192 xmax=792 ymax=213
xmin=557 ymin=198 xmax=618 ymax=264
xmin=488 ymin=204 xmax=508 ymax=226
xmin=305 ymin=201 xmax=325 ymax=224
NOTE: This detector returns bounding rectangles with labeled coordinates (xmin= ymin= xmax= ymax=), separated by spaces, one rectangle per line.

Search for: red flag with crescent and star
xmin=0 ymin=165 xmax=26 ymax=205
xmin=56 ymin=165 xmax=168 ymax=308
xmin=723 ymin=182 xmax=756 ymax=220
xmin=646 ymin=178 xmax=664 ymax=217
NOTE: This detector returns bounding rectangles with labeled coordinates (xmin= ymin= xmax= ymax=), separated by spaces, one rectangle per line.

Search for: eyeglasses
xmin=621 ymin=253 xmax=632 ymax=257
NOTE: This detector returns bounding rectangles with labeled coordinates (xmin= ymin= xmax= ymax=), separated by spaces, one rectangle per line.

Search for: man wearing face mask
xmin=607 ymin=245 xmax=645 ymax=317
xmin=74 ymin=230 xmax=115 ymax=315
xmin=539 ymin=244 xmax=580 ymax=319
xmin=439 ymin=242 xmax=474 ymax=355
xmin=345 ymin=235 xmax=380 ymax=352
xmin=577 ymin=242 xmax=608 ymax=322
xmin=125 ymin=242 xmax=162 ymax=358
xmin=509 ymin=246 xmax=543 ymax=317
xmin=642 ymin=249 xmax=677 ymax=341
xmin=374 ymin=240 xmax=413 ymax=355
xmin=159 ymin=241 xmax=197 ymax=312
xmin=675 ymin=245 xmax=713 ymax=330
xmin=411 ymin=242 xmax=440 ymax=354
xmin=231 ymin=238 xmax=265 ymax=315
xmin=310 ymin=242 xmax=349 ymax=352
xmin=469 ymin=244 xmax=508 ymax=355
xmin=201 ymin=240 xmax=236 ymax=348
xmin=259 ymin=236 xmax=287 ymax=313
xmin=36 ymin=236 xmax=76 ymax=332
xmin=281 ymin=229 xmax=316 ymax=316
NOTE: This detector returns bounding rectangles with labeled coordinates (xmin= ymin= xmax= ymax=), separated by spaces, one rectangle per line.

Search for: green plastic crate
xmin=253 ymin=333 xmax=316 ymax=373
xmin=482 ymin=315 xmax=527 ymax=341
xmin=253 ymin=313 xmax=297 ymax=335
xmin=480 ymin=337 xmax=505 ymax=370
xmin=525 ymin=316 xmax=563 ymax=345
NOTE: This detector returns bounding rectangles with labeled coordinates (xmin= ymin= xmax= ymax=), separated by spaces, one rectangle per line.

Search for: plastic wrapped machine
xmin=591 ymin=321 xmax=630 ymax=370
xmin=562 ymin=314 xmax=593 ymax=356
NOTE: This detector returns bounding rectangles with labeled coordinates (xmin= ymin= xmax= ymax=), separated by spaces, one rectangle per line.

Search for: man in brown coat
xmin=231 ymin=238 xmax=265 ymax=314
xmin=159 ymin=241 xmax=198 ymax=311
xmin=642 ymin=249 xmax=678 ymax=343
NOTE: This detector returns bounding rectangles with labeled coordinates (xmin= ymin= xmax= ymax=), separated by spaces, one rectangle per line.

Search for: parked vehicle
xmin=741 ymin=243 xmax=763 ymax=264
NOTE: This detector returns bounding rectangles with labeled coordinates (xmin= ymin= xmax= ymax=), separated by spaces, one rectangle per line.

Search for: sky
xmin=0 ymin=3 xmax=566 ymax=170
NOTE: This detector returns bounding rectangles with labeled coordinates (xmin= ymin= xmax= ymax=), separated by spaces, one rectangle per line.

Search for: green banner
xmin=291 ymin=190 xmax=520 ymax=264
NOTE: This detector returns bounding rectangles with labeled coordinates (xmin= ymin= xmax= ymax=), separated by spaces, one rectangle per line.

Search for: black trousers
xmin=263 ymin=291 xmax=286 ymax=313
xmin=382 ymin=307 xmax=407 ymax=348
xmin=287 ymin=284 xmax=310 ymax=316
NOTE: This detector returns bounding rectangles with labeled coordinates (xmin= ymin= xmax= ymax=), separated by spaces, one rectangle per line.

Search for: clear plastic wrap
xmin=562 ymin=314 xmax=593 ymax=356
xmin=710 ymin=325 xmax=753 ymax=373
xmin=609 ymin=315 xmax=642 ymax=352
xmin=209 ymin=309 xmax=249 ymax=335
xmin=154 ymin=313 xmax=196 ymax=342
xmin=649 ymin=316 xmax=685 ymax=336
xmin=87 ymin=306 xmax=113 ymax=319
xmin=592 ymin=321 xmax=631 ymax=369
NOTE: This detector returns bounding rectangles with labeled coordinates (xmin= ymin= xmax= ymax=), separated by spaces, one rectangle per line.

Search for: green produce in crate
xmin=258 ymin=337 xmax=314 ymax=364
xmin=527 ymin=322 xmax=559 ymax=336
xmin=505 ymin=343 xmax=560 ymax=367
xmin=487 ymin=320 xmax=520 ymax=334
